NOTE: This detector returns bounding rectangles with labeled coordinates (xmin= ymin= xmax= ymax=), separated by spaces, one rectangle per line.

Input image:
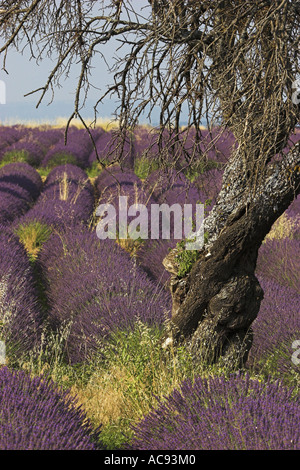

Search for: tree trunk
xmin=163 ymin=142 xmax=300 ymax=368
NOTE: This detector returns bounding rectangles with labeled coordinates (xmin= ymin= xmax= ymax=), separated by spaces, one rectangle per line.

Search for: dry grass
xmin=0 ymin=117 xmax=207 ymax=132
xmin=65 ymin=323 xmax=201 ymax=447
xmin=15 ymin=221 xmax=52 ymax=261
xmin=265 ymin=213 xmax=298 ymax=241
xmin=59 ymin=172 xmax=70 ymax=201
xmin=70 ymin=365 xmax=132 ymax=429
xmin=0 ymin=116 xmax=119 ymax=130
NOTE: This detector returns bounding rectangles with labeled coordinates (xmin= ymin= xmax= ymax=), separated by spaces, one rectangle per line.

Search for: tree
xmin=1 ymin=0 xmax=299 ymax=368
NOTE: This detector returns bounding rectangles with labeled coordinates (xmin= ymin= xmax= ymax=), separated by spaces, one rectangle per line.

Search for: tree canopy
xmin=0 ymin=1 xmax=299 ymax=188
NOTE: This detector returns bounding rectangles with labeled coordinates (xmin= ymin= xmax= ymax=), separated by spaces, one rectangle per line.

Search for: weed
xmin=0 ymin=150 xmax=35 ymax=167
xmin=134 ymin=156 xmax=159 ymax=180
xmin=14 ymin=220 xmax=52 ymax=262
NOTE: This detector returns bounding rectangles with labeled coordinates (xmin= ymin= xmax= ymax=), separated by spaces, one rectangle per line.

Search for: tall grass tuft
xmin=14 ymin=220 xmax=52 ymax=262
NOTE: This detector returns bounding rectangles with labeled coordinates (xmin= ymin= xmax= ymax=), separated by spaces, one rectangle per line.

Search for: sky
xmin=0 ymin=1 xmax=166 ymax=126
xmin=0 ymin=37 xmax=124 ymax=125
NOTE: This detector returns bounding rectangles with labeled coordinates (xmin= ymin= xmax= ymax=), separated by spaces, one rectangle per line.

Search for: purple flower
xmin=133 ymin=126 xmax=162 ymax=162
xmin=42 ymin=128 xmax=100 ymax=169
xmin=256 ymin=237 xmax=300 ymax=293
xmin=38 ymin=227 xmax=171 ymax=363
xmin=0 ymin=162 xmax=43 ymax=199
xmin=135 ymin=238 xmax=176 ymax=287
xmin=30 ymin=127 xmax=64 ymax=151
xmin=248 ymin=276 xmax=300 ymax=376
xmin=0 ymin=163 xmax=43 ymax=226
xmin=1 ymin=140 xmax=44 ymax=166
xmin=0 ymin=126 xmax=28 ymax=159
xmin=88 ymin=130 xmax=134 ymax=169
xmin=14 ymin=164 xmax=94 ymax=229
xmin=193 ymin=167 xmax=223 ymax=207
xmin=0 ymin=228 xmax=43 ymax=356
xmin=0 ymin=367 xmax=102 ymax=450
xmin=95 ymin=166 xmax=157 ymax=239
xmin=128 ymin=372 xmax=300 ymax=450
xmin=286 ymin=194 xmax=300 ymax=220
xmin=95 ymin=165 xmax=141 ymax=195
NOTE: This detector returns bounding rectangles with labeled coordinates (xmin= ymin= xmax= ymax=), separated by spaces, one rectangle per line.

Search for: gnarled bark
xmin=163 ymin=142 xmax=300 ymax=367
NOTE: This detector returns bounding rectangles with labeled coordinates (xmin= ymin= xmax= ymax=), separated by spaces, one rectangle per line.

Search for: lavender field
xmin=0 ymin=124 xmax=299 ymax=450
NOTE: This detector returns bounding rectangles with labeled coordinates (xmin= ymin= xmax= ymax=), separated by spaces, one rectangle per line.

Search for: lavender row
xmin=0 ymin=162 xmax=43 ymax=226
xmin=132 ymin=126 xmax=235 ymax=168
xmin=248 ymin=276 xmax=300 ymax=376
xmin=14 ymin=164 xmax=95 ymax=229
xmin=88 ymin=129 xmax=134 ymax=169
xmin=144 ymin=167 xmax=216 ymax=208
xmin=0 ymin=127 xmax=64 ymax=166
xmin=0 ymin=367 xmax=101 ymax=450
xmin=37 ymin=226 xmax=171 ymax=363
xmin=0 ymin=126 xmax=299 ymax=176
xmin=128 ymin=372 xmax=299 ymax=450
xmin=42 ymin=127 xmax=102 ymax=169
xmin=256 ymin=236 xmax=300 ymax=294
xmin=95 ymin=166 xmax=217 ymax=232
xmin=0 ymin=125 xmax=28 ymax=159
xmin=95 ymin=165 xmax=158 ymax=239
xmin=0 ymin=227 xmax=43 ymax=357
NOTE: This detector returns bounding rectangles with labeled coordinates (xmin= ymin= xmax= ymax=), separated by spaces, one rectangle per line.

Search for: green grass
xmin=86 ymin=160 xmax=107 ymax=178
xmin=3 ymin=315 xmax=299 ymax=450
xmin=175 ymin=229 xmax=209 ymax=278
xmin=14 ymin=220 xmax=53 ymax=262
xmin=0 ymin=154 xmax=298 ymax=450
xmin=45 ymin=152 xmax=78 ymax=169
xmin=36 ymin=167 xmax=52 ymax=178
xmin=175 ymin=241 xmax=201 ymax=278
xmin=185 ymin=159 xmax=221 ymax=182
xmin=134 ymin=156 xmax=160 ymax=180
xmin=0 ymin=150 xmax=35 ymax=167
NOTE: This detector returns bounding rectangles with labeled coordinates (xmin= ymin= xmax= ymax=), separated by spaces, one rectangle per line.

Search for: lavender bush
xmin=88 ymin=129 xmax=134 ymax=169
xmin=193 ymin=167 xmax=224 ymax=208
xmin=133 ymin=126 xmax=162 ymax=163
xmin=0 ymin=126 xmax=28 ymax=159
xmin=0 ymin=162 xmax=43 ymax=199
xmin=0 ymin=182 xmax=34 ymax=226
xmin=30 ymin=127 xmax=64 ymax=151
xmin=14 ymin=164 xmax=94 ymax=229
xmin=144 ymin=168 xmax=206 ymax=206
xmin=256 ymin=237 xmax=300 ymax=293
xmin=42 ymin=127 xmax=99 ymax=169
xmin=133 ymin=126 xmax=190 ymax=170
xmin=248 ymin=276 xmax=300 ymax=377
xmin=143 ymin=168 xmax=211 ymax=241
xmin=0 ymin=229 xmax=43 ymax=357
xmin=0 ymin=126 xmax=65 ymax=166
xmin=286 ymin=194 xmax=300 ymax=221
xmin=95 ymin=165 xmax=141 ymax=195
xmin=175 ymin=127 xmax=219 ymax=170
xmin=200 ymin=127 xmax=237 ymax=163
xmin=0 ymin=367 xmax=102 ymax=450
xmin=95 ymin=166 xmax=157 ymax=239
xmin=0 ymin=163 xmax=43 ymax=226
xmin=135 ymin=238 xmax=176 ymax=287
xmin=44 ymin=161 xmax=92 ymax=184
xmin=128 ymin=372 xmax=300 ymax=450
xmin=1 ymin=140 xmax=44 ymax=167
xmin=38 ymin=227 xmax=171 ymax=363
